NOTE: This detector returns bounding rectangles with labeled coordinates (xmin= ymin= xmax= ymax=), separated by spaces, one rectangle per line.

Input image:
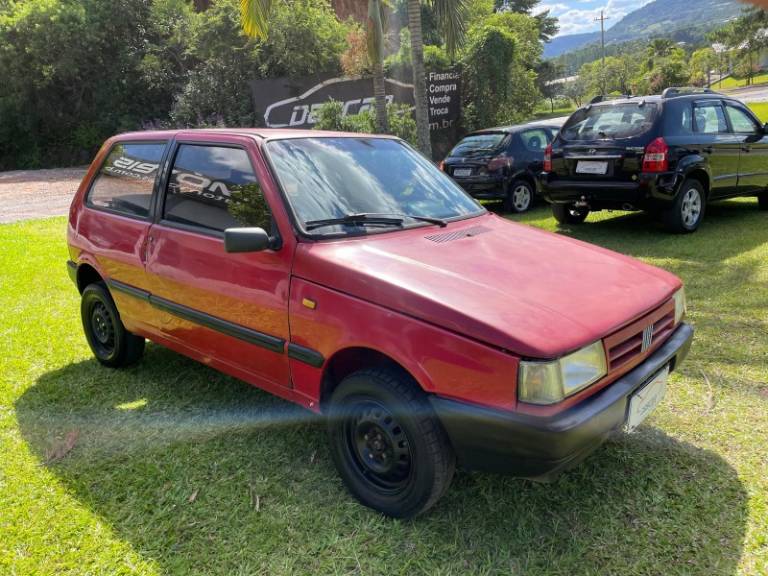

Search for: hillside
xmin=544 ymin=0 xmax=743 ymax=59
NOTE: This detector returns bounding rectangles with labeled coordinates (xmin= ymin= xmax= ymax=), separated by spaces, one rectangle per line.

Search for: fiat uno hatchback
xmin=67 ymin=129 xmax=693 ymax=518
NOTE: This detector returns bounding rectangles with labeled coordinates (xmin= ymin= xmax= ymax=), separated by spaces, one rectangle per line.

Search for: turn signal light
xmin=544 ymin=144 xmax=553 ymax=172
xmin=438 ymin=160 xmax=446 ymax=172
xmin=643 ymin=137 xmax=669 ymax=173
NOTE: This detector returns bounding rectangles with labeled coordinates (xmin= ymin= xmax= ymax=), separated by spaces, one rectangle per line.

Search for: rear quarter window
xmin=87 ymin=142 xmax=165 ymax=218
xmin=449 ymin=133 xmax=507 ymax=158
xmin=562 ymin=103 xmax=659 ymax=141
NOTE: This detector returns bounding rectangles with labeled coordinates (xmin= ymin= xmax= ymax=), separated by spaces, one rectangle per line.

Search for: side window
xmin=664 ymin=103 xmax=694 ymax=135
xmin=519 ymin=129 xmax=548 ymax=152
xmin=725 ymin=104 xmax=760 ymax=134
xmin=163 ymin=145 xmax=271 ymax=233
xmin=87 ymin=142 xmax=165 ymax=218
xmin=693 ymin=103 xmax=729 ymax=135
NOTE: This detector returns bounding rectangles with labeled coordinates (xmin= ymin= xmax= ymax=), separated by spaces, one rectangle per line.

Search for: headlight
xmin=518 ymin=341 xmax=607 ymax=405
xmin=673 ymin=287 xmax=686 ymax=325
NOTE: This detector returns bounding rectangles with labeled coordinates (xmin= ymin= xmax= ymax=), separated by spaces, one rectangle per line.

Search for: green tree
xmin=536 ymin=60 xmax=563 ymax=112
xmin=689 ymin=47 xmax=718 ymax=86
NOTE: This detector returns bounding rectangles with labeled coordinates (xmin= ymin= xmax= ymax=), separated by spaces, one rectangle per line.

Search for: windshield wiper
xmin=305 ymin=212 xmax=447 ymax=232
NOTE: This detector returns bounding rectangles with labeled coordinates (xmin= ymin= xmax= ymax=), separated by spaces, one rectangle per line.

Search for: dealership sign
xmin=250 ymin=71 xmax=460 ymax=132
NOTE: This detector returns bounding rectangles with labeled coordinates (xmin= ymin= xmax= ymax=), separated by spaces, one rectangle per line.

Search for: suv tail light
xmin=487 ymin=155 xmax=510 ymax=172
xmin=643 ymin=138 xmax=669 ymax=173
xmin=544 ymin=144 xmax=553 ymax=172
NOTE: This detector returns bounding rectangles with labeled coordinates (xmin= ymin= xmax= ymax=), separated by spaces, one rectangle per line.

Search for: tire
xmin=663 ymin=179 xmax=706 ymax=233
xmin=552 ymin=202 xmax=589 ymax=224
xmin=81 ymin=282 xmax=145 ymax=368
xmin=326 ymin=367 xmax=455 ymax=518
xmin=759 ymin=191 xmax=768 ymax=210
xmin=503 ymin=180 xmax=534 ymax=213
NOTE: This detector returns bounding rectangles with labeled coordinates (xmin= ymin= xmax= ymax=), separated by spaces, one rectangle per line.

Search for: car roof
xmin=110 ymin=128 xmax=397 ymax=142
xmin=590 ymin=93 xmax=727 ymax=108
xmin=471 ymin=119 xmax=565 ymax=136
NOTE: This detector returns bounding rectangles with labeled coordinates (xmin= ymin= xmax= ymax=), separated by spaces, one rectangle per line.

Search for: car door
xmin=145 ymin=136 xmax=293 ymax=389
xmin=723 ymin=101 xmax=768 ymax=195
xmin=78 ymin=140 xmax=168 ymax=335
xmin=693 ymin=100 xmax=740 ymax=199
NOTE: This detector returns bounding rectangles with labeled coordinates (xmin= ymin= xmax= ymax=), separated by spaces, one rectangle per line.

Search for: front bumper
xmin=430 ymin=322 xmax=694 ymax=479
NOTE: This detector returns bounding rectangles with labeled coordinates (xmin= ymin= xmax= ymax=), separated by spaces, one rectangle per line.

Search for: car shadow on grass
xmin=16 ymin=345 xmax=749 ymax=575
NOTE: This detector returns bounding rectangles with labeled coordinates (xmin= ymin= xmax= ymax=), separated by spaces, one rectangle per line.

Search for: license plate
xmin=453 ymin=168 xmax=472 ymax=177
xmin=576 ymin=161 xmax=609 ymax=175
xmin=625 ymin=366 xmax=669 ymax=433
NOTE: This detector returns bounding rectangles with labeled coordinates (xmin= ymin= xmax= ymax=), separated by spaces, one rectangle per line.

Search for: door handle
xmin=741 ymin=146 xmax=751 ymax=153
xmin=142 ymin=235 xmax=154 ymax=264
xmin=702 ymin=147 xmax=714 ymax=154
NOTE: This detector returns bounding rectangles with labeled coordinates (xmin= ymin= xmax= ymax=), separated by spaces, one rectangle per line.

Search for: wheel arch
xmin=76 ymin=263 xmax=104 ymax=294
xmin=682 ymin=168 xmax=711 ymax=198
xmin=319 ymin=346 xmax=420 ymax=410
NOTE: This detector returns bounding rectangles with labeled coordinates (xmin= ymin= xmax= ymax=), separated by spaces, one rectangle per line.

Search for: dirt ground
xmin=0 ymin=167 xmax=87 ymax=224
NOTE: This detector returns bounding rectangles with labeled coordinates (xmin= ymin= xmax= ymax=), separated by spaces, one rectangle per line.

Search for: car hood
xmin=292 ymin=214 xmax=681 ymax=358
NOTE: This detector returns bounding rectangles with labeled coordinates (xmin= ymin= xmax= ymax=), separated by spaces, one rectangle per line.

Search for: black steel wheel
xmin=327 ymin=367 xmax=455 ymax=518
xmin=81 ymin=282 xmax=145 ymax=368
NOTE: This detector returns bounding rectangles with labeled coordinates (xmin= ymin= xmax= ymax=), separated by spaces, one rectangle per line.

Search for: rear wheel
xmin=81 ymin=282 xmax=145 ymax=367
xmin=552 ymin=203 xmax=589 ymax=224
xmin=503 ymin=180 xmax=534 ymax=213
xmin=758 ymin=191 xmax=768 ymax=210
xmin=663 ymin=179 xmax=706 ymax=233
xmin=327 ymin=367 xmax=455 ymax=518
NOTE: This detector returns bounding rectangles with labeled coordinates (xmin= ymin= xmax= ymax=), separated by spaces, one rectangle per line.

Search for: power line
xmin=594 ymin=10 xmax=610 ymax=94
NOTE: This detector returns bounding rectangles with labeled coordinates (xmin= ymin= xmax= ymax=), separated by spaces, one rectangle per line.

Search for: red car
xmin=67 ymin=129 xmax=693 ymax=518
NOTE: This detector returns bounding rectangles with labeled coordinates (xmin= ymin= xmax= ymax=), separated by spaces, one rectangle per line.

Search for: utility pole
xmin=594 ymin=10 xmax=610 ymax=94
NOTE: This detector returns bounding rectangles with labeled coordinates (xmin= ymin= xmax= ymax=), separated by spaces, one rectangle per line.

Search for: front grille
xmin=604 ymin=300 xmax=676 ymax=372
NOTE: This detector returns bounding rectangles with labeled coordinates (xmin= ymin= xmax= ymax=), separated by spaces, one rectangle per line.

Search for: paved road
xmin=721 ymin=84 xmax=768 ymax=103
xmin=0 ymin=167 xmax=87 ymax=224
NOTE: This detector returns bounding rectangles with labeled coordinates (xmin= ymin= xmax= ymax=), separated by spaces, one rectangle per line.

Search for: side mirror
xmin=224 ymin=227 xmax=272 ymax=253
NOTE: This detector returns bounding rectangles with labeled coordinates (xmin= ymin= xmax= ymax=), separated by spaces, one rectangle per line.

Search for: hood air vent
xmin=425 ymin=225 xmax=491 ymax=244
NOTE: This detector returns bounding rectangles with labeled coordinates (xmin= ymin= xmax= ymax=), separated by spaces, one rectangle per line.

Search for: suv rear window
xmin=449 ymin=133 xmax=507 ymax=158
xmin=561 ymin=103 xmax=659 ymax=141
xmin=87 ymin=142 xmax=165 ymax=218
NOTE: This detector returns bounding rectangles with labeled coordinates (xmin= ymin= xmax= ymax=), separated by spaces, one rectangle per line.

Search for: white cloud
xmin=552 ymin=0 xmax=655 ymax=37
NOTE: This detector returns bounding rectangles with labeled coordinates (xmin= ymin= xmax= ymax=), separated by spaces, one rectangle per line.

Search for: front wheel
xmin=504 ymin=180 xmax=534 ymax=213
xmin=552 ymin=202 xmax=589 ymax=224
xmin=327 ymin=368 xmax=455 ymax=518
xmin=81 ymin=282 xmax=145 ymax=367
xmin=663 ymin=179 xmax=706 ymax=233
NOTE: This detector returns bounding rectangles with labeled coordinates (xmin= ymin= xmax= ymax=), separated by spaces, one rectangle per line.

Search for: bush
xmin=312 ymin=100 xmax=417 ymax=146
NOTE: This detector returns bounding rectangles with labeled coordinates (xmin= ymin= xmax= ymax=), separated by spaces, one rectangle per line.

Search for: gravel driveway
xmin=0 ymin=167 xmax=87 ymax=224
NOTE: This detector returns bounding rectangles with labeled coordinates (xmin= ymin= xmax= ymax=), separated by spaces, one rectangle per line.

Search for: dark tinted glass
xmin=163 ymin=145 xmax=270 ymax=232
xmin=267 ymin=137 xmax=483 ymax=235
xmin=562 ymin=103 xmax=659 ymax=141
xmin=663 ymin=103 xmax=694 ymax=136
xmin=725 ymin=104 xmax=760 ymax=134
xmin=519 ymin=129 xmax=549 ymax=151
xmin=693 ymin=103 xmax=729 ymax=134
xmin=448 ymin=133 xmax=507 ymax=158
xmin=87 ymin=142 xmax=165 ymax=218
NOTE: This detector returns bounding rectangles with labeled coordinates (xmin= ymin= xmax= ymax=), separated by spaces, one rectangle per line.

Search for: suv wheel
xmin=552 ymin=203 xmax=589 ymax=224
xmin=504 ymin=180 xmax=534 ymax=213
xmin=758 ymin=191 xmax=768 ymax=210
xmin=81 ymin=282 xmax=145 ymax=367
xmin=327 ymin=367 xmax=455 ymax=518
xmin=663 ymin=179 xmax=706 ymax=233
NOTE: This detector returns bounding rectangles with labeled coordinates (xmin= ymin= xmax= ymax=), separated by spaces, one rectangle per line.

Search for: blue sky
xmin=535 ymin=0 xmax=654 ymax=36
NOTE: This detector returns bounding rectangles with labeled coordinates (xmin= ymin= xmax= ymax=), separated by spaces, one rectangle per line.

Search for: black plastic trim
xmin=66 ymin=260 xmax=77 ymax=285
xmin=430 ymin=323 xmax=694 ymax=478
xmin=287 ymin=343 xmax=325 ymax=368
xmin=104 ymin=279 xmax=285 ymax=354
xmin=106 ymin=279 xmax=150 ymax=302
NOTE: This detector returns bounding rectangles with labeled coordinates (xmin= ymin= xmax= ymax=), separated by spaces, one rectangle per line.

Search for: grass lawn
xmin=748 ymin=102 xmax=768 ymax=123
xmin=717 ymin=72 xmax=768 ymax=90
xmin=1 ymin=207 xmax=767 ymax=575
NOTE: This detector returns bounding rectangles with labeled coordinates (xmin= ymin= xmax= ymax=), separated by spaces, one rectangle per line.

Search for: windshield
xmin=448 ymin=133 xmax=507 ymax=158
xmin=561 ymin=103 xmax=659 ymax=141
xmin=266 ymin=137 xmax=484 ymax=236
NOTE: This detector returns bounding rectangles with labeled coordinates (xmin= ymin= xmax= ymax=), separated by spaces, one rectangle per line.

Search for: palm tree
xmin=407 ymin=0 xmax=467 ymax=157
xmin=240 ymin=0 xmax=389 ymax=133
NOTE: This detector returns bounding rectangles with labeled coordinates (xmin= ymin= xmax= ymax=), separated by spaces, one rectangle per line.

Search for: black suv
xmin=441 ymin=120 xmax=564 ymax=213
xmin=540 ymin=88 xmax=768 ymax=232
